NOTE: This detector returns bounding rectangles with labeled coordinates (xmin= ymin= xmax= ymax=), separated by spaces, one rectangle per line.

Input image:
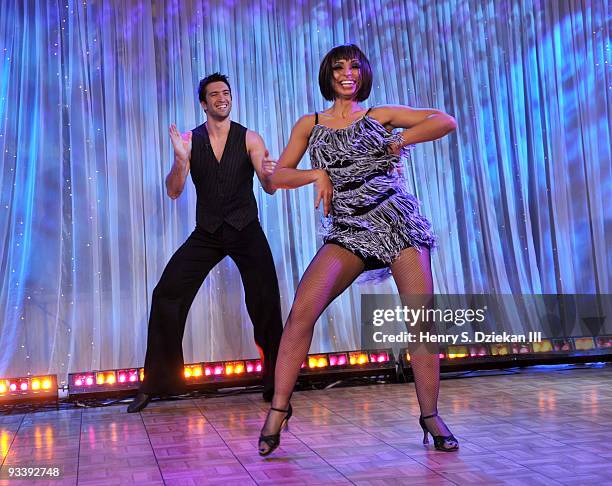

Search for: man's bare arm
xmin=166 ymin=124 xmax=192 ymax=199
xmin=246 ymin=130 xmax=276 ymax=195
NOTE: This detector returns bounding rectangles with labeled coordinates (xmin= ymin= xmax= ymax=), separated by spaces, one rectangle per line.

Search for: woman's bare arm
xmin=270 ymin=114 xmax=334 ymax=216
xmin=370 ymin=105 xmax=457 ymax=151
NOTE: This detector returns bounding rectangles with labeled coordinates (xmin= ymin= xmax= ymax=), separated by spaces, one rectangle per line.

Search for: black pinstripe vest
xmin=190 ymin=121 xmax=258 ymax=232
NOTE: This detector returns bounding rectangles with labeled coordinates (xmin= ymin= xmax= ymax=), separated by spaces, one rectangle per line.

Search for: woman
xmin=258 ymin=44 xmax=458 ymax=455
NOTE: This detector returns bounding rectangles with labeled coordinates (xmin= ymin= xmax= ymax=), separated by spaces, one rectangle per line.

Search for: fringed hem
xmin=320 ymin=193 xmax=437 ymax=285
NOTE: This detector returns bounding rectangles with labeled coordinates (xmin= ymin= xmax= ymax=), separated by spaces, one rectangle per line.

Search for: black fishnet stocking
xmin=259 ymin=244 xmax=364 ymax=452
xmin=391 ymin=247 xmax=452 ymax=437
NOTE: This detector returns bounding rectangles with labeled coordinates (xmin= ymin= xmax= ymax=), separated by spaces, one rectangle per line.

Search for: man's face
xmin=202 ymin=81 xmax=232 ymax=119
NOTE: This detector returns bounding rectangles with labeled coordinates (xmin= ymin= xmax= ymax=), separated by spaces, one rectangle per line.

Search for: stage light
xmin=447 ymin=346 xmax=469 ymax=359
xmin=302 ymin=350 xmax=392 ymax=371
xmin=298 ymin=349 xmax=397 ymax=384
xmin=575 ymin=337 xmax=595 ymax=351
xmin=329 ymin=353 xmax=348 ymax=366
xmin=95 ymin=371 xmax=116 ymax=385
xmin=469 ymin=345 xmax=488 ymax=357
xmin=224 ymin=362 xmax=245 ymax=375
xmin=177 ymin=359 xmax=263 ymax=391
xmin=369 ymin=351 xmax=390 ymax=363
xmin=511 ymin=343 xmax=531 ymax=354
xmin=246 ymin=360 xmax=262 ymax=373
xmin=69 ymin=369 xmax=140 ymax=399
xmin=533 ymin=340 xmax=553 ymax=353
xmin=308 ymin=355 xmax=329 ymax=369
xmin=0 ymin=375 xmax=58 ymax=404
xmin=349 ymin=352 xmax=369 ymax=365
xmin=491 ymin=344 xmax=510 ymax=356
xmin=552 ymin=339 xmax=572 ymax=351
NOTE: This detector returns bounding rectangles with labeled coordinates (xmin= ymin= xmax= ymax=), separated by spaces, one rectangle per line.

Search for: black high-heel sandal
xmin=258 ymin=404 xmax=293 ymax=456
xmin=419 ymin=412 xmax=459 ymax=452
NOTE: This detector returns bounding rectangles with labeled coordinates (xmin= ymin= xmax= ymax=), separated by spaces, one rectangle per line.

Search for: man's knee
xmin=152 ymin=275 xmax=181 ymax=301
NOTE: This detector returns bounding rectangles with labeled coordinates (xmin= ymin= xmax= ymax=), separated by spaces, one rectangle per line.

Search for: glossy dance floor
xmin=0 ymin=365 xmax=610 ymax=485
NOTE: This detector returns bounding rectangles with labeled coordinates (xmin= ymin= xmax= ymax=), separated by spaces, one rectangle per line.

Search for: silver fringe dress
xmin=308 ymin=112 xmax=437 ymax=283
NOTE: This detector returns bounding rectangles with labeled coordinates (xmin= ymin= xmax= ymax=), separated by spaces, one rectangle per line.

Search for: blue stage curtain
xmin=0 ymin=0 xmax=609 ymax=380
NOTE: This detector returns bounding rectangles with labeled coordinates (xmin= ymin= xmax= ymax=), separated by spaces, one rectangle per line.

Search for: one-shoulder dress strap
xmin=314 ymin=111 xmax=319 ymax=124
xmin=365 ymin=106 xmax=373 ymax=116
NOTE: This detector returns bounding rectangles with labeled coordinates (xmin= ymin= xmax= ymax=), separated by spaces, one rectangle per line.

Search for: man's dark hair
xmin=198 ymin=73 xmax=232 ymax=102
xmin=318 ymin=44 xmax=373 ymax=102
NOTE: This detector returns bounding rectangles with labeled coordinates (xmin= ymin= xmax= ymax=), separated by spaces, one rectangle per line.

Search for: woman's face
xmin=331 ymin=57 xmax=361 ymax=99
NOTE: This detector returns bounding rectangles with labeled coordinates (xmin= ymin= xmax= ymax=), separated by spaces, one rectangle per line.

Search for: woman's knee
xmin=284 ymin=308 xmax=316 ymax=336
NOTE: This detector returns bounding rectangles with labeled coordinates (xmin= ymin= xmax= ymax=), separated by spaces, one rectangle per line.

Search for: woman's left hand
xmin=387 ymin=141 xmax=403 ymax=155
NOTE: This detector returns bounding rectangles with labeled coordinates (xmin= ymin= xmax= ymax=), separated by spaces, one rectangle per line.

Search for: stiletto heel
xmin=419 ymin=412 xmax=459 ymax=452
xmin=258 ymin=404 xmax=293 ymax=456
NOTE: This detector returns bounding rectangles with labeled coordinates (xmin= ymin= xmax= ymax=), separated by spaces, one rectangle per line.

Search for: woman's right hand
xmin=314 ymin=169 xmax=333 ymax=217
xmin=169 ymin=124 xmax=192 ymax=162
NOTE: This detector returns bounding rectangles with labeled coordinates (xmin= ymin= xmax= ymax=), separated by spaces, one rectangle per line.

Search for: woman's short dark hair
xmin=318 ymin=44 xmax=373 ymax=102
xmin=198 ymin=73 xmax=231 ymax=102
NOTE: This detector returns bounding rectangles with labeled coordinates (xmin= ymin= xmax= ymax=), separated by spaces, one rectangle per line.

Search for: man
xmin=128 ymin=73 xmax=283 ymax=412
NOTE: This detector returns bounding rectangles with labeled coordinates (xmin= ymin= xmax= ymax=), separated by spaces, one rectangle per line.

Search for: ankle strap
xmin=270 ymin=406 xmax=289 ymax=413
xmin=421 ymin=412 xmax=438 ymax=419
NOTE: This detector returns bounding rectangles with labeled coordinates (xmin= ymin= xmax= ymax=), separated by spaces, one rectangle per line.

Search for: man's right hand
xmin=169 ymin=124 xmax=192 ymax=162
xmin=262 ymin=150 xmax=277 ymax=176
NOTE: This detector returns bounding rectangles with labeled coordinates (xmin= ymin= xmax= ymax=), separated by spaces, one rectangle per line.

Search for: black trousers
xmin=139 ymin=220 xmax=283 ymax=395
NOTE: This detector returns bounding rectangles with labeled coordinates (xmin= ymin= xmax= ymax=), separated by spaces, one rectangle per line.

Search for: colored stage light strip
xmin=68 ymin=359 xmax=265 ymax=398
xmin=0 ymin=375 xmax=58 ymax=404
xmin=182 ymin=360 xmax=262 ymax=386
xmin=297 ymin=349 xmax=397 ymax=384
xmin=68 ymin=348 xmax=395 ymax=398
xmin=67 ymin=338 xmax=612 ymax=399
xmin=300 ymin=349 xmax=395 ymax=374
xmin=400 ymin=336 xmax=612 ymax=371
xmin=69 ymin=368 xmax=144 ymax=396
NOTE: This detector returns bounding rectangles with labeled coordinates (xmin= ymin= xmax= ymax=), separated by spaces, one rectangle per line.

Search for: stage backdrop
xmin=0 ymin=0 xmax=609 ymax=381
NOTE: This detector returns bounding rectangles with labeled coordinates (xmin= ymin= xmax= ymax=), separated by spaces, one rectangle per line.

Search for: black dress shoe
xmin=127 ymin=392 xmax=151 ymax=413
xmin=262 ymin=388 xmax=274 ymax=402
